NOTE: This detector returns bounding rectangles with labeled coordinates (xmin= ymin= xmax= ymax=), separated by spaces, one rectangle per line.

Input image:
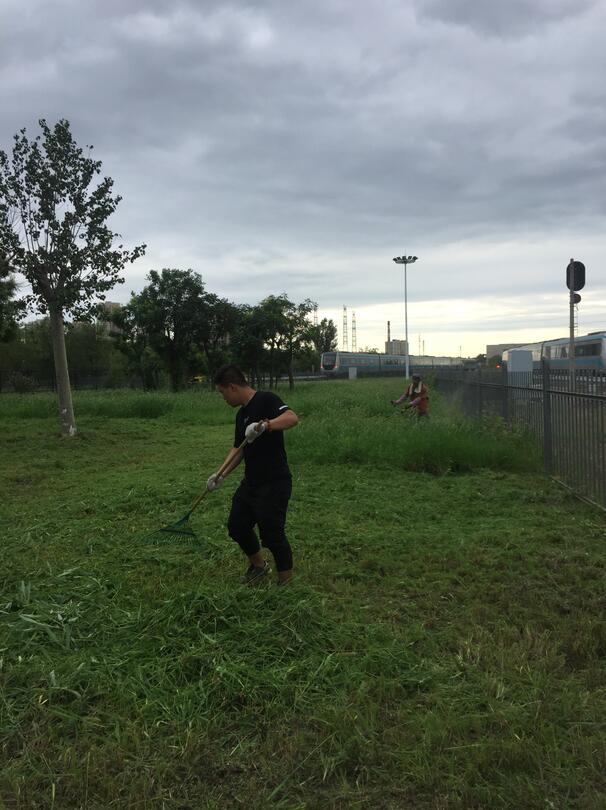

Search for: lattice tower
xmin=342 ymin=306 xmax=348 ymax=351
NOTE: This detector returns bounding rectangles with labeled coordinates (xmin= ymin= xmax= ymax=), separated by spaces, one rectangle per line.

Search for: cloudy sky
xmin=2 ymin=0 xmax=605 ymax=355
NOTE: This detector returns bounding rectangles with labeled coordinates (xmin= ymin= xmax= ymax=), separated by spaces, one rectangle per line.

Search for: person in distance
xmin=390 ymin=373 xmax=429 ymax=418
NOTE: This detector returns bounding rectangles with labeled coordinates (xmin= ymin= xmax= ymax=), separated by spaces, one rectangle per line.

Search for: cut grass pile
xmin=1 ymin=379 xmax=605 ymax=808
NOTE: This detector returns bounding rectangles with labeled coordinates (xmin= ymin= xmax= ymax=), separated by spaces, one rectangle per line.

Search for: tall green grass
xmin=0 ymin=379 xmax=539 ymax=474
xmin=0 ymin=390 xmax=176 ymax=420
xmin=289 ymin=411 xmax=538 ymax=474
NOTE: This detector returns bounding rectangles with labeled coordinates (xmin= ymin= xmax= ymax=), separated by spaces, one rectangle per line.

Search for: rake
xmin=141 ymin=437 xmax=248 ymax=545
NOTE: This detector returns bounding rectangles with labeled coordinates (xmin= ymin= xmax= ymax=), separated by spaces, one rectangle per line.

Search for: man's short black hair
xmin=214 ymin=364 xmax=248 ymax=387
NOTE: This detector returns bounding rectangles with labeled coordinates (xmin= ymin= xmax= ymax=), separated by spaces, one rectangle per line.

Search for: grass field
xmin=1 ymin=379 xmax=605 ymax=809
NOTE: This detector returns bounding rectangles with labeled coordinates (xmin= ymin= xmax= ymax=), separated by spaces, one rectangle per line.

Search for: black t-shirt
xmin=235 ymin=391 xmax=292 ymax=486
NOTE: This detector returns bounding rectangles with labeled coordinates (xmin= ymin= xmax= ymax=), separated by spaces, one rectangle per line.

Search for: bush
xmin=9 ymin=372 xmax=37 ymax=394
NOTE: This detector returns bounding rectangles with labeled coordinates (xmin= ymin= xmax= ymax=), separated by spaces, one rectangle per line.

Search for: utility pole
xmin=351 ymin=311 xmax=357 ymax=352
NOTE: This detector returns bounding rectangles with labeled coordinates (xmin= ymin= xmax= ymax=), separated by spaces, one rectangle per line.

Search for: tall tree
xmin=308 ymin=317 xmax=338 ymax=355
xmin=104 ymin=304 xmax=163 ymax=390
xmin=124 ymin=269 xmax=209 ymax=391
xmin=257 ymin=295 xmax=291 ymax=388
xmin=0 ymin=119 xmax=145 ymax=435
xmin=282 ymin=298 xmax=315 ymax=390
xmin=229 ymin=296 xmax=317 ymax=388
xmin=196 ymin=293 xmax=239 ymax=379
xmin=308 ymin=317 xmax=338 ymax=368
xmin=230 ymin=304 xmax=268 ymax=387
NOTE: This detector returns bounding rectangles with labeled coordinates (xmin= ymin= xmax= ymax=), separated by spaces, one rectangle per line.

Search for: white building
xmin=385 ymin=339 xmax=408 ymax=355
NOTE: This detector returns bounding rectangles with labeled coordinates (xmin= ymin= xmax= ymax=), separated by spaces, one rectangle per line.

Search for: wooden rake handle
xmin=187 ymin=437 xmax=249 ymax=516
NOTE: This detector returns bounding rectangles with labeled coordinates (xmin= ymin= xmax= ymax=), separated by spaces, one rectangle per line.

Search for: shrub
xmin=10 ymin=372 xmax=37 ymax=394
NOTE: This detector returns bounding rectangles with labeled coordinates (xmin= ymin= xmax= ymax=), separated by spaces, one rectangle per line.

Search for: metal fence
xmin=433 ymin=364 xmax=606 ymax=511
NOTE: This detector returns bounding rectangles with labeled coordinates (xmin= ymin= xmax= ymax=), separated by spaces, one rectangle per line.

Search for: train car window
xmin=576 ymin=343 xmax=600 ymax=357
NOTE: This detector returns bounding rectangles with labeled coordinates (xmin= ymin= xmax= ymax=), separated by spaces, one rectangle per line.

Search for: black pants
xmin=227 ymin=478 xmax=293 ymax=572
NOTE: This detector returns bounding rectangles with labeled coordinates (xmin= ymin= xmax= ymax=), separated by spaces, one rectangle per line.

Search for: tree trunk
xmin=289 ymin=345 xmax=295 ymax=392
xmin=49 ymin=307 xmax=77 ymax=436
xmin=269 ymin=345 xmax=275 ymax=389
xmin=167 ymin=349 xmax=183 ymax=391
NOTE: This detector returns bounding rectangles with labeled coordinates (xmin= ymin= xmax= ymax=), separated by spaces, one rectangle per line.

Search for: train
xmin=502 ymin=331 xmax=606 ymax=370
xmin=320 ymin=351 xmax=464 ymax=376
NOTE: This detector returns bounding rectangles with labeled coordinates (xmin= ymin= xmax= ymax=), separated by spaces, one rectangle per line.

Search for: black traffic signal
xmin=566 ymin=260 xmax=585 ymax=291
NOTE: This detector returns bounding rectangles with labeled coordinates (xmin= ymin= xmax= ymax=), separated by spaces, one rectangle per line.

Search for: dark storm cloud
xmin=415 ymin=0 xmax=596 ymax=37
xmin=1 ymin=0 xmax=605 ymax=321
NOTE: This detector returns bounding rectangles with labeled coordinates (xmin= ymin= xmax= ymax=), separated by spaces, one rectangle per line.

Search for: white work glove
xmin=245 ymin=420 xmax=267 ymax=444
xmin=206 ymin=473 xmax=224 ymax=492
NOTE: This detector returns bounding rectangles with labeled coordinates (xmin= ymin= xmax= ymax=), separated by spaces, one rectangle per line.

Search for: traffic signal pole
xmin=569 ymin=280 xmax=575 ymax=391
xmin=566 ymin=258 xmax=586 ymax=392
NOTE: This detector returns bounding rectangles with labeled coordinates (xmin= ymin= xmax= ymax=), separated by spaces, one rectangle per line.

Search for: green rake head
xmin=141 ymin=513 xmax=200 ymax=545
xmin=139 ymin=437 xmax=247 ymax=547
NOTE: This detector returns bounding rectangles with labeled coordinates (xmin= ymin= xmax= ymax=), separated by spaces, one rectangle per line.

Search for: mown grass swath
xmin=1 ymin=379 xmax=605 ymax=808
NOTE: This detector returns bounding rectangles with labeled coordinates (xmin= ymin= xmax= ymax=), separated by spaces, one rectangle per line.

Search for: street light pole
xmin=393 ymin=254 xmax=418 ymax=379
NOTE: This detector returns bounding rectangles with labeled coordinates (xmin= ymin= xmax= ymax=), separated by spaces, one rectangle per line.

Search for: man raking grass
xmin=208 ymin=365 xmax=299 ymax=585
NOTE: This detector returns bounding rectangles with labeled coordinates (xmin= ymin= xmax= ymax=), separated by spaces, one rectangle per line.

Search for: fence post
xmin=501 ymin=363 xmax=509 ymax=424
xmin=477 ymin=367 xmax=483 ymax=418
xmin=542 ymin=358 xmax=552 ymax=474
